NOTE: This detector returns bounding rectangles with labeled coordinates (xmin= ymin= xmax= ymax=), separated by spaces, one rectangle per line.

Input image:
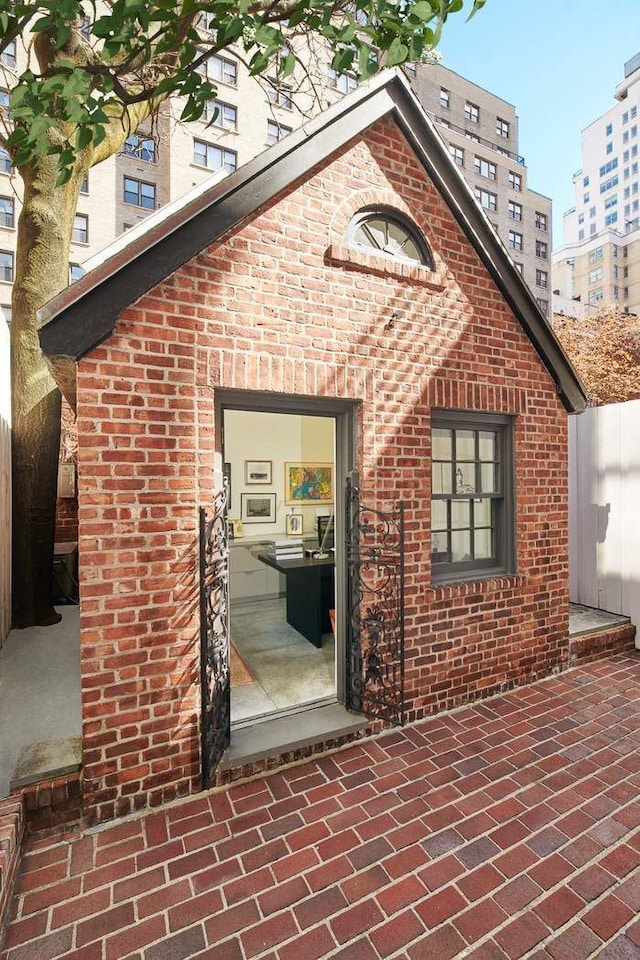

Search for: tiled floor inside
xmin=2 ymin=652 xmax=640 ymax=960
xmin=230 ymin=598 xmax=336 ymax=723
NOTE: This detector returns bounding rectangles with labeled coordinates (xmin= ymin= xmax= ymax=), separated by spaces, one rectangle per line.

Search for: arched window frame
xmin=346 ymin=206 xmax=434 ymax=270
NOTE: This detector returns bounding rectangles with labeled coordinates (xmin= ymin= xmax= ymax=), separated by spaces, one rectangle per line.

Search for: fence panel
xmin=569 ymin=399 xmax=640 ymax=637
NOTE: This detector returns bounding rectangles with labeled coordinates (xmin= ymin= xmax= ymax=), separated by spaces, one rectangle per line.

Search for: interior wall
xmin=224 ymin=410 xmax=334 ymax=538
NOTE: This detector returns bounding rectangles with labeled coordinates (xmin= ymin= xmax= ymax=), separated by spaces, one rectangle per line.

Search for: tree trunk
xmin=10 ymin=155 xmax=82 ymax=627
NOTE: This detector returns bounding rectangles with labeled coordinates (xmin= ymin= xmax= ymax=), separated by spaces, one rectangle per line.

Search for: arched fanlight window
xmin=347 ymin=207 xmax=433 ymax=268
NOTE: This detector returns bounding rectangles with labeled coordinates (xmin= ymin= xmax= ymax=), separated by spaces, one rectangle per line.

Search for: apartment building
xmin=553 ymin=53 xmax=640 ymax=314
xmin=0 ymin=35 xmax=552 ymax=319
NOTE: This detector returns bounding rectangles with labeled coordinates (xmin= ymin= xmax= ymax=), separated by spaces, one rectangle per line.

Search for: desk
xmin=258 ymin=553 xmax=335 ymax=648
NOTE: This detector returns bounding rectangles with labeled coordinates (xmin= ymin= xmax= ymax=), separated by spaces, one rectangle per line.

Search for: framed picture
xmin=245 ymin=460 xmax=272 ymax=485
xmin=286 ymin=513 xmax=303 ymax=536
xmin=241 ymin=492 xmax=276 ymax=523
xmin=228 ymin=518 xmax=243 ymax=539
xmin=222 ymin=462 xmax=232 ymax=507
xmin=285 ymin=462 xmax=333 ymax=505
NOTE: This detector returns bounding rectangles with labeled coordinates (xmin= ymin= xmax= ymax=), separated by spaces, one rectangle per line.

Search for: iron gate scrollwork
xmin=346 ymin=472 xmax=405 ymax=726
xmin=199 ymin=484 xmax=231 ymax=787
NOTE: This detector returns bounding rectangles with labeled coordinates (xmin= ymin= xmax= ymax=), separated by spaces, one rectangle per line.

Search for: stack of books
xmin=267 ymin=538 xmax=304 ymax=560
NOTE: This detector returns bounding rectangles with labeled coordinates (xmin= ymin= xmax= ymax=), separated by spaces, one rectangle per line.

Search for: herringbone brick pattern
xmin=2 ymin=654 xmax=640 ymax=960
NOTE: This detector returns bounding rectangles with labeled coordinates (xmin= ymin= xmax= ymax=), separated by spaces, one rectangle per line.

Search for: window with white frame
xmin=327 ymin=68 xmax=357 ymax=94
xmin=588 ymin=287 xmax=604 ymax=304
xmin=589 ymin=246 xmax=603 ymax=263
xmin=266 ymin=81 xmax=293 ymax=110
xmin=0 ymin=148 xmax=10 ymax=174
xmin=535 ymin=211 xmax=548 ymax=230
xmin=69 ymin=263 xmax=85 ymax=283
xmin=431 ymin=411 xmax=514 ymax=581
xmin=535 ymin=239 xmax=548 ymax=259
xmin=508 ymin=170 xmax=522 ymax=191
xmin=0 ymin=250 xmax=13 ymax=282
xmin=205 ymin=99 xmax=238 ymax=130
xmin=1 ymin=40 xmax=16 ymax=69
xmin=72 ymin=214 xmax=88 ymax=244
xmin=193 ymin=139 xmax=237 ymax=173
xmin=0 ymin=196 xmax=14 ymax=228
xmin=496 ymin=117 xmax=509 ymax=138
xmin=589 ymin=267 xmax=604 ymax=283
xmin=200 ymin=54 xmax=237 ymax=87
xmin=536 ymin=269 xmax=548 ymax=288
xmin=347 ymin=207 xmax=434 ymax=267
xmin=440 ymin=88 xmax=450 ymax=109
xmin=448 ymin=144 xmax=464 ymax=166
xmin=123 ymin=134 xmax=156 ymax=163
xmin=266 ymin=119 xmax=292 ymax=144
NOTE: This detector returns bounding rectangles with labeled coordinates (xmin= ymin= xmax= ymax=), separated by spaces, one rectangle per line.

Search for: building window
xmin=475 ymin=188 xmax=497 ymax=212
xmin=465 ymin=132 xmax=480 ymax=144
xmin=464 ymin=102 xmax=480 ymax=123
xmin=588 ymin=287 xmax=604 ymax=305
xmin=509 ymin=171 xmax=522 ymax=192
xmin=536 ymin=298 xmax=548 ymax=313
xmin=205 ymin=99 xmax=238 ymax=130
xmin=584 ymin=192 xmax=590 ymax=203
xmin=200 ymin=54 xmax=237 ymax=87
xmin=0 ymin=148 xmax=10 ymax=174
xmin=578 ymin=214 xmax=584 ymax=225
xmin=606 ymin=122 xmax=613 ymax=136
xmin=508 ymin=231 xmax=523 ymax=252
xmin=606 ymin=142 xmax=613 ymax=155
xmin=496 ymin=117 xmax=509 ymax=138
xmin=0 ymin=196 xmax=14 ymax=228
xmin=583 ymin=175 xmax=590 ymax=186
xmin=514 ymin=262 xmax=523 ymax=275
xmin=348 ymin=208 xmax=433 ymax=267
xmin=578 ymin=229 xmax=584 ymax=241
xmin=473 ymin=156 xmax=496 ymax=180
xmin=80 ymin=177 xmax=89 ymax=194
xmin=599 ymin=158 xmax=618 ymax=176
xmin=535 ymin=211 xmax=548 ymax=230
xmin=431 ymin=411 xmax=514 ymax=581
xmin=448 ymin=144 xmax=464 ymax=166
xmin=588 ymin=267 xmax=603 ymax=283
xmin=123 ymin=134 xmax=156 ymax=163
xmin=605 ymin=211 xmax=618 ymax=226
xmin=604 ymin=195 xmax=617 ymax=209
xmin=440 ymin=88 xmax=450 ymax=109
xmin=0 ymin=250 xmax=13 ymax=282
xmin=1 ymin=40 xmax=16 ymax=69
xmin=588 ymin=246 xmax=603 ymax=263
xmin=590 ymin=224 xmax=597 ymax=236
xmin=403 ymin=63 xmax=416 ymax=80
xmin=193 ymin=139 xmax=237 ymax=173
xmin=72 ymin=213 xmax=88 ymax=244
xmin=623 ymin=111 xmax=629 ymax=124
xmin=536 ymin=269 xmax=548 ymax=289
xmin=266 ymin=81 xmax=292 ymax=110
xmin=266 ymin=119 xmax=292 ymax=144
xmin=69 ymin=263 xmax=85 ymax=283
xmin=327 ymin=68 xmax=357 ymax=94
xmin=632 ymin=106 xmax=638 ymax=120
xmin=123 ymin=176 xmax=156 ymax=209
xmin=508 ymin=201 xmax=523 ymax=221
xmin=535 ymin=240 xmax=548 ymax=259
xmin=199 ymin=10 xmax=215 ymax=32
xmin=0 ymin=89 xmax=10 ymax=115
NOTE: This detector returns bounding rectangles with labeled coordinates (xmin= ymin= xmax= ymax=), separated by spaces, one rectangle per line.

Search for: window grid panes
xmin=123 ymin=134 xmax=156 ymax=163
xmin=72 ymin=214 xmax=88 ymax=244
xmin=193 ymin=139 xmax=237 ymax=173
xmin=509 ymin=171 xmax=522 ymax=191
xmin=0 ymin=148 xmax=10 ymax=174
xmin=266 ymin=119 xmax=292 ymax=143
xmin=0 ymin=196 xmax=14 ymax=228
xmin=205 ymin=99 xmax=238 ymax=130
xmin=201 ymin=54 xmax=237 ymax=87
xmin=431 ymin=415 xmax=512 ymax=579
xmin=123 ymin=177 xmax=156 ymax=209
xmin=0 ymin=250 xmax=13 ymax=282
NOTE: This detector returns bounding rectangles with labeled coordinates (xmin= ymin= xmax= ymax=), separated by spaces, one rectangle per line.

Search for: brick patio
xmin=2 ymin=654 xmax=640 ymax=960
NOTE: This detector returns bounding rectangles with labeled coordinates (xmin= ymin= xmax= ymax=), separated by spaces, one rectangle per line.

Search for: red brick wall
xmin=75 ymin=118 xmax=571 ymax=823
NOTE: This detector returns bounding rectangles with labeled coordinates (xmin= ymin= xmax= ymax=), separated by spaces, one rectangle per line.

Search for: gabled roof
xmin=39 ymin=70 xmax=586 ymax=413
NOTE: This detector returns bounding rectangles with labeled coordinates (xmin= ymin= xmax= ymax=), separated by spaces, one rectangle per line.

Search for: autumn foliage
xmin=551 ymin=305 xmax=640 ymax=406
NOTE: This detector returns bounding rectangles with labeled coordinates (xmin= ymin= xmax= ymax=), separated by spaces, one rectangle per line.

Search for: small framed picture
xmin=228 ymin=518 xmax=243 ymax=539
xmin=245 ymin=460 xmax=272 ymax=485
xmin=286 ymin=513 xmax=303 ymax=536
xmin=241 ymin=493 xmax=276 ymax=523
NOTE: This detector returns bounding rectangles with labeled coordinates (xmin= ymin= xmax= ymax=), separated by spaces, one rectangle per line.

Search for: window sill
xmin=430 ymin=572 xmax=524 ymax=596
xmin=327 ymin=242 xmax=446 ymax=289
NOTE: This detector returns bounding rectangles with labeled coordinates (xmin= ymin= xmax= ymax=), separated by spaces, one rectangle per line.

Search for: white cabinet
xmin=230 ymin=540 xmax=284 ymax=603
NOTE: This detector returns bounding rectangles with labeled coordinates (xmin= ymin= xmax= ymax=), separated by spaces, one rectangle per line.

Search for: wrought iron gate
xmin=346 ymin=473 xmax=405 ymax=726
xmin=199 ymin=486 xmax=231 ymax=787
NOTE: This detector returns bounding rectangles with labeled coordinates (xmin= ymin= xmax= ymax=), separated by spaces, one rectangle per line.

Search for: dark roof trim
xmin=39 ymin=71 xmax=586 ymax=413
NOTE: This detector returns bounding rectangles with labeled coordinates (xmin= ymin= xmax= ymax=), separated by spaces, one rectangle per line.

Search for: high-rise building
xmin=553 ymin=53 xmax=640 ymax=314
xmin=0 ymin=38 xmax=551 ymax=321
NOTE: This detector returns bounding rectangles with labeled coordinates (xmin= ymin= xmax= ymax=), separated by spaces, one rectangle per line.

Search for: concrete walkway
xmin=2 ymin=653 xmax=639 ymax=960
xmin=0 ymin=607 xmax=81 ymax=797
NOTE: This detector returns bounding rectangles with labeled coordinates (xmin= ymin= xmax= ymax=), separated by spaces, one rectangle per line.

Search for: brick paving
xmin=2 ymin=653 xmax=640 ymax=960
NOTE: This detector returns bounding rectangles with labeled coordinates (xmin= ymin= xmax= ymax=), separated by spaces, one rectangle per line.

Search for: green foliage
xmin=0 ymin=0 xmax=487 ymax=176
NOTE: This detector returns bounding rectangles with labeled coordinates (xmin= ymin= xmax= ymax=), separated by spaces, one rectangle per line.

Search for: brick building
xmin=40 ymin=73 xmax=585 ymax=825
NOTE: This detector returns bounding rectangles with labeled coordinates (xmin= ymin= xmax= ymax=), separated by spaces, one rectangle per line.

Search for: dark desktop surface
xmin=258 ymin=552 xmax=335 ymax=647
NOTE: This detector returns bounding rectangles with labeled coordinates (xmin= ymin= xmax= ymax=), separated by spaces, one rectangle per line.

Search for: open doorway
xmin=223 ymin=408 xmax=340 ymax=727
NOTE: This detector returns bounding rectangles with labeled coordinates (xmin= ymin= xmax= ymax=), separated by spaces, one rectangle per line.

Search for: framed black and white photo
xmin=286 ymin=513 xmax=303 ymax=536
xmin=245 ymin=460 xmax=272 ymax=484
xmin=241 ymin=492 xmax=276 ymax=523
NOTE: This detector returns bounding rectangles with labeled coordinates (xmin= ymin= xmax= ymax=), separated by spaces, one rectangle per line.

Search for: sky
xmin=436 ymin=0 xmax=640 ymax=248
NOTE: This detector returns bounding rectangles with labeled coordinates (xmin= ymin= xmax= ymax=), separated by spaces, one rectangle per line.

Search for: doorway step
xmin=218 ymin=703 xmax=368 ymax=779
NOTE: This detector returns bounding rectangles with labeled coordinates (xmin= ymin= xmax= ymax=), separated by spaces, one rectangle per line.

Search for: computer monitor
xmin=317 ymin=515 xmax=334 ymax=550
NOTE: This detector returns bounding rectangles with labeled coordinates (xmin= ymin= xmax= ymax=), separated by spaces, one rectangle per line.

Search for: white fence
xmin=569 ymin=399 xmax=640 ymax=633
xmin=0 ymin=321 xmax=10 ymax=645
